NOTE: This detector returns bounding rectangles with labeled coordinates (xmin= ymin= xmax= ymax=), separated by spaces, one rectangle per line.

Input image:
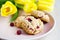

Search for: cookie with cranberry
xmin=31 ymin=10 xmax=50 ymax=22
xmin=14 ymin=16 xmax=44 ymax=34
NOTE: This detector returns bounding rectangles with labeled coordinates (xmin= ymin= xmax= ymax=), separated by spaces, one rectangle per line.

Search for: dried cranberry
xmin=29 ymin=28 xmax=33 ymax=31
xmin=37 ymin=26 xmax=40 ymax=29
xmin=16 ymin=30 xmax=21 ymax=35
xmin=10 ymin=22 xmax=14 ymax=27
xmin=27 ymin=18 xmax=32 ymax=22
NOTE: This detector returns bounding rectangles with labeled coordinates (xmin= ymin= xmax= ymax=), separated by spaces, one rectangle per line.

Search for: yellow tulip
xmin=14 ymin=0 xmax=24 ymax=5
xmin=37 ymin=0 xmax=55 ymax=12
xmin=14 ymin=0 xmax=36 ymax=5
xmin=1 ymin=1 xmax=17 ymax=17
xmin=23 ymin=3 xmax=37 ymax=13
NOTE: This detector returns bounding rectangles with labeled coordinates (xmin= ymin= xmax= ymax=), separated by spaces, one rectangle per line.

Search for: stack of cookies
xmin=14 ymin=10 xmax=50 ymax=35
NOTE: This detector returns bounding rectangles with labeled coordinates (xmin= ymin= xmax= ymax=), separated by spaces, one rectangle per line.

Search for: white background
xmin=34 ymin=0 xmax=60 ymax=40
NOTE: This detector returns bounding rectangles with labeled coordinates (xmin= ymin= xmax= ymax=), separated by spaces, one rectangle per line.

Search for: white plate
xmin=0 ymin=13 xmax=55 ymax=40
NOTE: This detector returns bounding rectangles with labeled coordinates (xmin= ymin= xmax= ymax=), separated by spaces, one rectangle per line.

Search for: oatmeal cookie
xmin=14 ymin=16 xmax=44 ymax=34
xmin=32 ymin=10 xmax=50 ymax=22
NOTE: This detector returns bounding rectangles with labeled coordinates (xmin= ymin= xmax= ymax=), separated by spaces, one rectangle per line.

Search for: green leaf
xmin=10 ymin=10 xmax=19 ymax=22
xmin=0 ymin=0 xmax=7 ymax=8
xmin=0 ymin=0 xmax=15 ymax=8
xmin=15 ymin=3 xmax=24 ymax=9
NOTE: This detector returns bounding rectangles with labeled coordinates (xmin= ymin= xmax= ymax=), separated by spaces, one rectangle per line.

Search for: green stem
xmin=10 ymin=10 xmax=19 ymax=22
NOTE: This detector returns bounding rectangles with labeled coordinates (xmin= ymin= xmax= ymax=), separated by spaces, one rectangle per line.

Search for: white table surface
xmin=34 ymin=0 xmax=60 ymax=40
